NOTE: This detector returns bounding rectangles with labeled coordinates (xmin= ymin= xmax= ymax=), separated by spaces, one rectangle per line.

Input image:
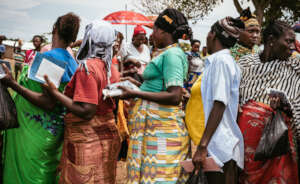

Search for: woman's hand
xmin=120 ymin=76 xmax=141 ymax=87
xmin=182 ymin=88 xmax=190 ymax=99
xmin=118 ymin=86 xmax=137 ymax=99
xmin=43 ymin=75 xmax=58 ymax=94
xmin=269 ymin=95 xmax=292 ymax=116
xmin=270 ymin=96 xmax=281 ymax=110
xmin=121 ymin=67 xmax=138 ymax=77
xmin=0 ymin=64 xmax=16 ymax=87
xmin=192 ymin=145 xmax=208 ymax=170
xmin=124 ymin=58 xmax=141 ymax=68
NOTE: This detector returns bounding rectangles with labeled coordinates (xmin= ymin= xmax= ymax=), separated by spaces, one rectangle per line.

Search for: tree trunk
xmin=252 ymin=0 xmax=265 ymax=25
xmin=255 ymin=7 xmax=263 ymax=25
xmin=233 ymin=0 xmax=243 ymax=14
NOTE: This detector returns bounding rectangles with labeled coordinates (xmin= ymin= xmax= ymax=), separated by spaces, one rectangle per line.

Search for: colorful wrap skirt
xmin=126 ymin=99 xmax=190 ymax=184
xmin=238 ymin=100 xmax=298 ymax=184
xmin=59 ymin=112 xmax=121 ymax=184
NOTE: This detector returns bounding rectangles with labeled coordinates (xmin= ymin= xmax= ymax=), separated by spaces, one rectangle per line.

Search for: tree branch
xmin=233 ymin=0 xmax=243 ymax=14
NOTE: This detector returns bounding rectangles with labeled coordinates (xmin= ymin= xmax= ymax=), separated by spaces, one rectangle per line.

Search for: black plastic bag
xmin=254 ymin=110 xmax=289 ymax=161
xmin=186 ymin=169 xmax=208 ymax=184
xmin=0 ymin=81 xmax=19 ymax=130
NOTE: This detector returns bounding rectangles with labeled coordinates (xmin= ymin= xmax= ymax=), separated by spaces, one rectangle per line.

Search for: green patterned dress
xmin=2 ymin=48 xmax=77 ymax=184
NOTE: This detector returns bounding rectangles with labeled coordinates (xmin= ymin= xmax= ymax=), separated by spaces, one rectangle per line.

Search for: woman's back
xmin=3 ymin=48 xmax=78 ymax=184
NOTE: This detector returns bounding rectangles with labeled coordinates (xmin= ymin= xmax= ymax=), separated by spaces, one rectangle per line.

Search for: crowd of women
xmin=0 ymin=6 xmax=299 ymax=184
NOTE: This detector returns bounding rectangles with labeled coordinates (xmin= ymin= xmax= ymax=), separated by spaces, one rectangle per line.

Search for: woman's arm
xmin=44 ymin=75 xmax=97 ymax=120
xmin=119 ymin=86 xmax=182 ymax=106
xmin=1 ymin=64 xmax=56 ymax=111
xmin=192 ymin=101 xmax=226 ymax=169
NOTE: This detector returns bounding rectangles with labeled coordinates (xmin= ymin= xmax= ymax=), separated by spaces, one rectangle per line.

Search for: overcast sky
xmin=0 ymin=0 xmax=256 ymax=48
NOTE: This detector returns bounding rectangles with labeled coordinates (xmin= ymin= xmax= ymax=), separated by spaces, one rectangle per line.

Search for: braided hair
xmin=154 ymin=8 xmax=193 ymax=42
xmin=263 ymin=20 xmax=292 ymax=44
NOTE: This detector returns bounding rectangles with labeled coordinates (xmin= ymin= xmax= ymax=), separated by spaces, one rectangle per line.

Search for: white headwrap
xmin=76 ymin=20 xmax=116 ymax=83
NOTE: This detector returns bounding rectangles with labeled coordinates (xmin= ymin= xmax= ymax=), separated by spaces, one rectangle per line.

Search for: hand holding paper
xmin=28 ymin=52 xmax=66 ymax=88
xmin=181 ymin=157 xmax=222 ymax=173
xmin=43 ymin=75 xmax=58 ymax=94
xmin=0 ymin=64 xmax=15 ymax=87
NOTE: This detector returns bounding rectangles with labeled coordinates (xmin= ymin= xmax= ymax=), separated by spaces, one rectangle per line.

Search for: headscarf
xmin=133 ymin=25 xmax=146 ymax=37
xmin=154 ymin=8 xmax=192 ymax=40
xmin=239 ymin=7 xmax=260 ymax=28
xmin=76 ymin=20 xmax=116 ymax=82
xmin=212 ymin=17 xmax=244 ymax=47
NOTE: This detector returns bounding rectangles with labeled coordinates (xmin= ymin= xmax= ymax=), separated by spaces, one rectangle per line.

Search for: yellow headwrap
xmin=240 ymin=8 xmax=260 ymax=28
xmin=244 ymin=17 xmax=259 ymax=28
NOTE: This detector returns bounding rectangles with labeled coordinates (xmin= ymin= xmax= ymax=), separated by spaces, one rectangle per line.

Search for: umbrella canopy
xmin=103 ymin=11 xmax=153 ymax=27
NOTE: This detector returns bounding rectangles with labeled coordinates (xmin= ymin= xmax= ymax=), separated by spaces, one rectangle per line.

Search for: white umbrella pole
xmin=125 ymin=3 xmax=128 ymax=42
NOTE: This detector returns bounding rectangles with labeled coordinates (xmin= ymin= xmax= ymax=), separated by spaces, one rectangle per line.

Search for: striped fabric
xmin=126 ymin=99 xmax=189 ymax=184
xmin=238 ymin=54 xmax=300 ymax=138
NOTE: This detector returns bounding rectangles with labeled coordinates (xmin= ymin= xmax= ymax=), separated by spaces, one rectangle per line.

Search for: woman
xmin=230 ymin=8 xmax=261 ymax=61
xmin=1 ymin=13 xmax=80 ymax=184
xmin=43 ymin=20 xmax=121 ymax=184
xmin=120 ymin=25 xmax=151 ymax=74
xmin=238 ymin=20 xmax=299 ymax=184
xmin=184 ymin=39 xmax=204 ymax=92
xmin=189 ymin=17 xmax=244 ymax=184
xmin=13 ymin=40 xmax=25 ymax=80
xmin=24 ymin=35 xmax=44 ymax=64
xmin=119 ymin=8 xmax=192 ymax=184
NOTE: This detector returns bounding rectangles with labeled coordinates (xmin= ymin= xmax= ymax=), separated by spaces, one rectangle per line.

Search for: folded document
xmin=103 ymin=80 xmax=140 ymax=100
xmin=28 ymin=52 xmax=66 ymax=88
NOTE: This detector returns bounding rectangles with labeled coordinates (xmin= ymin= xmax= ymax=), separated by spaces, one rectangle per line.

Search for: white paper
xmin=35 ymin=58 xmax=65 ymax=88
xmin=0 ymin=65 xmax=5 ymax=79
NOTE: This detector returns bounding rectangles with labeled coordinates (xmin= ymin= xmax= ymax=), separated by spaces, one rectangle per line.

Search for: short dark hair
xmin=0 ymin=35 xmax=6 ymax=41
xmin=53 ymin=12 xmax=80 ymax=45
xmin=262 ymin=20 xmax=292 ymax=44
xmin=191 ymin=39 xmax=200 ymax=46
xmin=32 ymin=35 xmax=44 ymax=43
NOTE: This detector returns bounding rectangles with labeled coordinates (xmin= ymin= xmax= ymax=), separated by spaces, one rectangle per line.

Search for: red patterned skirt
xmin=59 ymin=112 xmax=121 ymax=184
xmin=238 ymin=100 xmax=298 ymax=184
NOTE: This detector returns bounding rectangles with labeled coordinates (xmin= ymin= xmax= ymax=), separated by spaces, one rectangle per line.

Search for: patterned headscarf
xmin=218 ymin=17 xmax=243 ymax=39
xmin=239 ymin=7 xmax=260 ymax=28
xmin=212 ymin=17 xmax=244 ymax=47
xmin=76 ymin=20 xmax=117 ymax=82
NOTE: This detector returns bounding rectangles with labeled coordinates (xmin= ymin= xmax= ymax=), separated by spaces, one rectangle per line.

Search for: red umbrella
xmin=103 ymin=11 xmax=153 ymax=27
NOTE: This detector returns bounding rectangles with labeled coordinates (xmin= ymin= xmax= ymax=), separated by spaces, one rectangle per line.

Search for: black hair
xmin=0 ymin=35 xmax=6 ymax=41
xmin=117 ymin=31 xmax=124 ymax=44
xmin=53 ymin=12 xmax=80 ymax=45
xmin=155 ymin=8 xmax=193 ymax=41
xmin=32 ymin=35 xmax=44 ymax=43
xmin=191 ymin=39 xmax=200 ymax=46
xmin=262 ymin=20 xmax=292 ymax=44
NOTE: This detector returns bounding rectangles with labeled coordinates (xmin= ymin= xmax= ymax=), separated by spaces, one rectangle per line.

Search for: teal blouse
xmin=140 ymin=46 xmax=188 ymax=92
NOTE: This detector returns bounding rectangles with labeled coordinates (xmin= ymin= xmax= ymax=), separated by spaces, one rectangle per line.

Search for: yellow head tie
xmin=244 ymin=18 xmax=259 ymax=28
xmin=162 ymin=15 xmax=173 ymax=24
